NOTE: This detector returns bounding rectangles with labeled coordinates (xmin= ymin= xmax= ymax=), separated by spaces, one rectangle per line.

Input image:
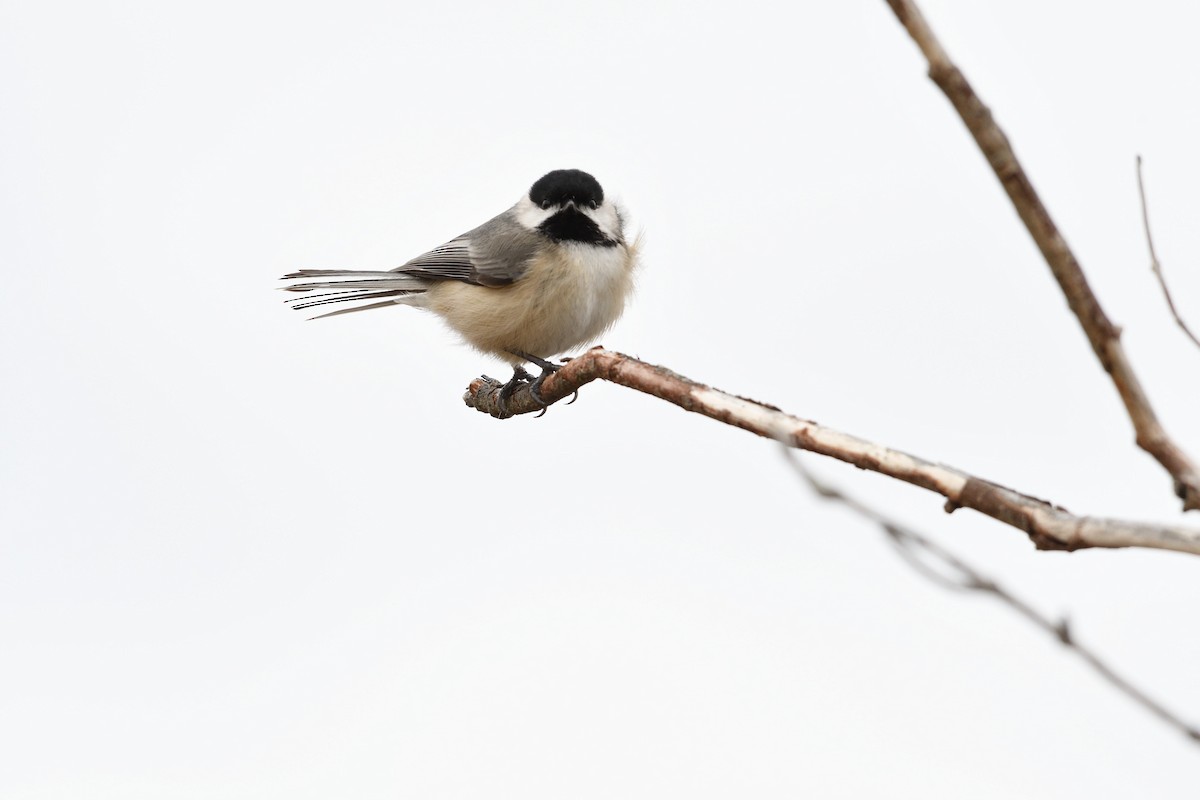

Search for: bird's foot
xmin=502 ymin=351 xmax=582 ymax=416
xmin=557 ymin=358 xmax=580 ymax=405
xmin=527 ymin=370 xmax=554 ymax=416
xmin=506 ymin=350 xmax=567 ymax=417
xmin=527 ymin=364 xmax=582 ymax=415
xmin=496 ymin=365 xmax=534 ymax=417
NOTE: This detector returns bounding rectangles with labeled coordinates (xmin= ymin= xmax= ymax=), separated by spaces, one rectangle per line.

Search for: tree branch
xmin=464 ymin=348 xmax=1200 ymax=556
xmin=1136 ymin=155 xmax=1200 ymax=353
xmin=882 ymin=0 xmax=1200 ymax=511
xmin=783 ymin=450 xmax=1200 ymax=746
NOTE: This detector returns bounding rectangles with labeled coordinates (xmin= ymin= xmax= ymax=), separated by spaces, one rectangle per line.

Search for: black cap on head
xmin=529 ymin=169 xmax=604 ymax=210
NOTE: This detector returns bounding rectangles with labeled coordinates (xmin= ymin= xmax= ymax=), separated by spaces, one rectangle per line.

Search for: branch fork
xmin=884 ymin=0 xmax=1200 ymax=510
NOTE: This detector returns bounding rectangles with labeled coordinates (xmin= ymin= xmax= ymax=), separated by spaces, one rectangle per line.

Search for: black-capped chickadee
xmin=283 ymin=169 xmax=639 ymax=414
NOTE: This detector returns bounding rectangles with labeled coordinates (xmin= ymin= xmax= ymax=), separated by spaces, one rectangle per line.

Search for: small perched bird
xmin=283 ymin=169 xmax=639 ymax=414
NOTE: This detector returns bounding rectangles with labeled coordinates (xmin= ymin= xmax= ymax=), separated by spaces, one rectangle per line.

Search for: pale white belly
xmin=421 ymin=241 xmax=637 ymax=363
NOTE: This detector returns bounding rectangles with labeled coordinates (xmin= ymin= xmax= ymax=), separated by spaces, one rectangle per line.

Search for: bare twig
xmin=464 ymin=348 xmax=1200 ymax=556
xmin=882 ymin=0 xmax=1200 ymax=511
xmin=782 ymin=450 xmax=1200 ymax=746
xmin=1137 ymin=155 xmax=1200 ymax=352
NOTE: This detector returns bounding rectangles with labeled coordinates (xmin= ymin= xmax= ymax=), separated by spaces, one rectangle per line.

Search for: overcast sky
xmin=3 ymin=1 xmax=1199 ymax=797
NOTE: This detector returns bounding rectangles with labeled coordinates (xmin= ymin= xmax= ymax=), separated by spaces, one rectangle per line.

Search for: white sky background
xmin=3 ymin=0 xmax=1199 ymax=796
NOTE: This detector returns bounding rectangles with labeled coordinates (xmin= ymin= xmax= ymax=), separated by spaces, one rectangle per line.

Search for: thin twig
xmin=1136 ymin=155 xmax=1200 ymax=352
xmin=882 ymin=0 xmax=1200 ymax=511
xmin=464 ymin=348 xmax=1200 ymax=556
xmin=782 ymin=449 xmax=1200 ymax=746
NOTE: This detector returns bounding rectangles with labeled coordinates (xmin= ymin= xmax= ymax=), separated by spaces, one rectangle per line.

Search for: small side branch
xmin=463 ymin=349 xmax=1200 ymax=557
xmin=882 ymin=0 xmax=1200 ymax=511
xmin=783 ymin=451 xmax=1200 ymax=746
xmin=1137 ymin=155 xmax=1200 ymax=352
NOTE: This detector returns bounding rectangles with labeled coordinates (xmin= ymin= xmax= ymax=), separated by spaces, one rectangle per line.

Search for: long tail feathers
xmin=280 ymin=269 xmax=427 ymax=320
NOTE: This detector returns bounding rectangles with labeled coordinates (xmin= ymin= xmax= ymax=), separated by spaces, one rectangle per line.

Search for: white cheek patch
xmin=581 ymin=201 xmax=623 ymax=241
xmin=516 ymin=195 xmax=624 ymax=242
xmin=514 ymin=196 xmax=555 ymax=231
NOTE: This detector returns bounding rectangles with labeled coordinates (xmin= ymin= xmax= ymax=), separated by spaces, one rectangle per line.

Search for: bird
xmin=282 ymin=169 xmax=639 ymax=415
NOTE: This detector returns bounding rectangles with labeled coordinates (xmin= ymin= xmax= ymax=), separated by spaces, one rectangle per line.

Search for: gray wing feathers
xmin=396 ymin=209 xmax=541 ymax=287
xmin=393 ymin=239 xmax=475 ymax=283
xmin=464 ymin=211 xmax=543 ymax=286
